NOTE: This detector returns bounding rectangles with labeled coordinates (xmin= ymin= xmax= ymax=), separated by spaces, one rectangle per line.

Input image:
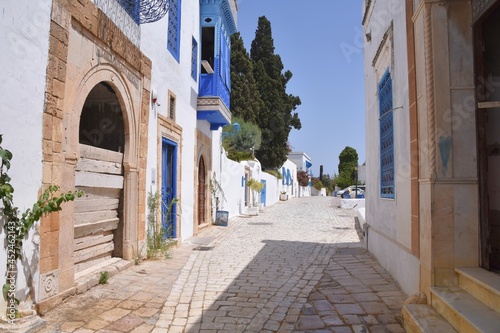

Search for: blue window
xmin=379 ymin=69 xmax=395 ymax=198
xmin=167 ymin=0 xmax=181 ymax=62
xmin=117 ymin=0 xmax=140 ymax=24
xmin=191 ymin=37 xmax=198 ymax=81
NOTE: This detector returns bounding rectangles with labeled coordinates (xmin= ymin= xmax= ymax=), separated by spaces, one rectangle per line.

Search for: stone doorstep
xmin=431 ymin=286 xmax=500 ymax=333
xmin=456 ymin=267 xmax=500 ymax=311
xmin=36 ymin=258 xmax=133 ymax=315
xmin=402 ymin=304 xmax=457 ymax=333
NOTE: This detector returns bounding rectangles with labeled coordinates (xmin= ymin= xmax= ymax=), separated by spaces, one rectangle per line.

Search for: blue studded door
xmin=161 ymin=139 xmax=177 ymax=238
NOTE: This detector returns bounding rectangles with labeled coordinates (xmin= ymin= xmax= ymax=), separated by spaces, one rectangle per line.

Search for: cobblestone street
xmin=36 ymin=197 xmax=406 ymax=333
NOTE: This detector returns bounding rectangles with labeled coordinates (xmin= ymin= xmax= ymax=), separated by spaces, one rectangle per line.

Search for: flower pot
xmin=280 ymin=193 xmax=288 ymax=201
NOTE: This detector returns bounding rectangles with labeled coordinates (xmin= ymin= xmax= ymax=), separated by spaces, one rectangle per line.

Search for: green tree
xmin=250 ymin=16 xmax=302 ymax=170
xmin=222 ymin=117 xmax=262 ymax=159
xmin=336 ymin=146 xmax=359 ymax=188
xmin=230 ymin=33 xmax=263 ymax=124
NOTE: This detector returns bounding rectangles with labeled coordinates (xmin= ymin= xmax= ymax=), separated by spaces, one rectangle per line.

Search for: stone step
xmin=456 ymin=267 xmax=500 ymax=312
xmin=431 ymin=286 xmax=500 ymax=333
xmin=402 ymin=304 xmax=457 ymax=333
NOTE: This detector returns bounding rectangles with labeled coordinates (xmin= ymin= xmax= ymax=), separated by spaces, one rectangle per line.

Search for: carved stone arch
xmin=65 ymin=64 xmax=139 ymax=167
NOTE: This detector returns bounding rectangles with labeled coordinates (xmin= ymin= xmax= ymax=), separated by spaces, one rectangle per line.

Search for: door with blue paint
xmin=161 ymin=139 xmax=177 ymax=238
xmin=260 ymin=180 xmax=267 ymax=207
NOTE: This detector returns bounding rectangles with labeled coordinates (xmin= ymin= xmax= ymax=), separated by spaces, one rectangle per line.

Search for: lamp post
xmin=354 ymin=165 xmax=358 ymax=199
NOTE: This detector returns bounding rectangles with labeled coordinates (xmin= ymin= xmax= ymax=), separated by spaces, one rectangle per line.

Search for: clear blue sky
xmin=236 ymin=0 xmax=365 ymax=177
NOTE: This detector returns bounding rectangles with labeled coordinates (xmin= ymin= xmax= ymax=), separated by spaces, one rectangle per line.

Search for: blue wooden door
xmin=260 ymin=180 xmax=267 ymax=207
xmin=161 ymin=139 xmax=177 ymax=238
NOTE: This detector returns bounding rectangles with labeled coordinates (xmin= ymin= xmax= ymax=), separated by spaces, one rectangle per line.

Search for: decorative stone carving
xmin=39 ymin=271 xmax=58 ymax=300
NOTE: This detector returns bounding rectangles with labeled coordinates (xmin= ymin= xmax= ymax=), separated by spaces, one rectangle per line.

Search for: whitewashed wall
xmin=261 ymin=172 xmax=279 ymax=207
xmin=140 ymin=0 xmax=200 ymax=240
xmin=363 ymin=0 xmax=418 ymax=295
xmin=0 ymin=0 xmax=52 ymax=315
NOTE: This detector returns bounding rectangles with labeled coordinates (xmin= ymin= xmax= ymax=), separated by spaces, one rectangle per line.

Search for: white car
xmin=336 ymin=186 xmax=365 ymax=198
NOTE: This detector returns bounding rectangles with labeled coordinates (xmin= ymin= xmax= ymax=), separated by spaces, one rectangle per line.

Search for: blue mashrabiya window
xmin=167 ymin=0 xmax=181 ymax=62
xmin=379 ymin=69 xmax=395 ymax=199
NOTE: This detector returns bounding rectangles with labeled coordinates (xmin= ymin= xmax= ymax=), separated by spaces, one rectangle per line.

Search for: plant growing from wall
xmin=264 ymin=169 xmax=283 ymax=180
xmin=0 ymin=134 xmax=83 ymax=319
xmin=146 ymin=191 xmax=178 ymax=259
xmin=246 ymin=178 xmax=265 ymax=207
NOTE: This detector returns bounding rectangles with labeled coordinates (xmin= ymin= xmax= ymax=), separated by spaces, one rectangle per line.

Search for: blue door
xmin=260 ymin=180 xmax=267 ymax=207
xmin=161 ymin=139 xmax=177 ymax=238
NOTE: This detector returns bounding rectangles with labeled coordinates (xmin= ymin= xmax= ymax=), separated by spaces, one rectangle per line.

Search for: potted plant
xmin=246 ymin=178 xmax=264 ymax=215
xmin=280 ymin=191 xmax=288 ymax=201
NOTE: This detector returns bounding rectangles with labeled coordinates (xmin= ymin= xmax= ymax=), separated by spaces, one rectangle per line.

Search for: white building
xmin=0 ymin=0 xmax=238 ymax=318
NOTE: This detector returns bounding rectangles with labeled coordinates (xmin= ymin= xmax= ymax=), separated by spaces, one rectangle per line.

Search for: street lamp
xmin=354 ymin=165 xmax=358 ymax=199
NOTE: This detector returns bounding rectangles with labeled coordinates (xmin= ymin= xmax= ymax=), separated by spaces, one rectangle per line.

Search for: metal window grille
xmin=167 ymin=0 xmax=181 ymax=61
xmin=117 ymin=0 xmax=171 ymax=25
xmin=191 ymin=37 xmax=198 ymax=81
xmin=379 ymin=70 xmax=395 ymax=198
xmin=169 ymin=95 xmax=175 ymax=120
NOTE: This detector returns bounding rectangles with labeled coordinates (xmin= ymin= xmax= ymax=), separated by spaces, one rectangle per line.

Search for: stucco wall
xmin=0 ymin=0 xmax=52 ymax=313
xmin=140 ymin=0 xmax=200 ymax=240
xmin=363 ymin=0 xmax=418 ymax=294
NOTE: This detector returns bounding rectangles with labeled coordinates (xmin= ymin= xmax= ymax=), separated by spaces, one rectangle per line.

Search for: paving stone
xmin=37 ymin=198 xmax=406 ymax=333
xmin=104 ymin=315 xmax=144 ymax=332
xmin=334 ymin=303 xmax=366 ymax=315
xmin=321 ymin=313 xmax=344 ymax=326
xmin=98 ymin=308 xmax=131 ymax=322
xmin=61 ymin=321 xmax=85 ymax=332
xmin=130 ymin=324 xmax=154 ymax=333
xmin=295 ymin=315 xmax=325 ymax=330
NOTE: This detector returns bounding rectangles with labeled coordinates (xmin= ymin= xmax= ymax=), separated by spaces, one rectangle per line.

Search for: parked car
xmin=336 ymin=185 xmax=365 ymax=198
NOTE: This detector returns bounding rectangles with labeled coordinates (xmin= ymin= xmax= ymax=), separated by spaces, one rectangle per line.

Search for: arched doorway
xmin=74 ymin=82 xmax=125 ymax=273
xmin=198 ymin=157 xmax=206 ymax=225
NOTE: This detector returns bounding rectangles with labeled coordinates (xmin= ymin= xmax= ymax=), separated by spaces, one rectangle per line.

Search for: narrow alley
xmin=35 ymin=197 xmax=406 ymax=333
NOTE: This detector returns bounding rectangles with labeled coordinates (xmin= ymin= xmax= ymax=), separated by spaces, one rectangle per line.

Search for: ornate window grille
xmin=379 ymin=69 xmax=395 ymax=198
xmin=117 ymin=0 xmax=171 ymax=25
xmin=191 ymin=37 xmax=198 ymax=81
xmin=167 ymin=0 xmax=181 ymax=62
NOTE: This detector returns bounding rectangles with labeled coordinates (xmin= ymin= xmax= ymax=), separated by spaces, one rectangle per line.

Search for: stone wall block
xmin=43 ymin=114 xmax=53 ymax=141
xmin=52 ymin=79 xmax=65 ymax=99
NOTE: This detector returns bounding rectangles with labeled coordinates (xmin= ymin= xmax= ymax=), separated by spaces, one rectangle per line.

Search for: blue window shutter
xmin=282 ymin=167 xmax=286 ymax=185
xmin=287 ymin=169 xmax=291 ymax=185
xmin=191 ymin=37 xmax=198 ymax=81
xmin=378 ymin=69 xmax=395 ymax=198
xmin=167 ymin=0 xmax=181 ymax=62
xmin=219 ymin=28 xmax=230 ymax=90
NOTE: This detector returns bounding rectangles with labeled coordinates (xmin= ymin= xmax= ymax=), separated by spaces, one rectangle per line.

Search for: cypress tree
xmin=230 ymin=32 xmax=263 ymax=124
xmin=250 ymin=16 xmax=301 ymax=169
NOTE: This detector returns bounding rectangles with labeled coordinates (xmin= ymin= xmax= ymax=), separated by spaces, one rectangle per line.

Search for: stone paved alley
xmin=35 ymin=197 xmax=406 ymax=333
